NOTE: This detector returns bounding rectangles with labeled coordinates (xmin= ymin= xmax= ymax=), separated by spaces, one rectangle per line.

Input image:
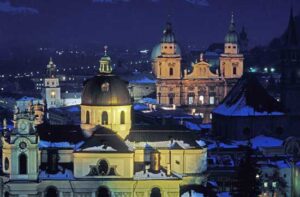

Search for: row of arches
xmin=85 ymin=111 xmax=125 ymax=125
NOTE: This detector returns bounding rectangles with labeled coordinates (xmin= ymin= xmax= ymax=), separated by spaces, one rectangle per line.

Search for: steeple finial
xmin=229 ymin=12 xmax=236 ymax=32
xmin=104 ymin=45 xmax=108 ymax=56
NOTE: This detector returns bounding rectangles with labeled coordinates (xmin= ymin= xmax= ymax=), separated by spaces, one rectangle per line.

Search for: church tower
xmin=153 ymin=22 xmax=182 ymax=106
xmin=220 ymin=13 xmax=244 ymax=78
xmin=153 ymin=22 xmax=181 ymax=79
xmin=43 ymin=58 xmax=62 ymax=108
xmin=81 ymin=47 xmax=132 ymax=138
xmin=280 ymin=8 xmax=300 ymax=115
xmin=2 ymin=102 xmax=44 ymax=180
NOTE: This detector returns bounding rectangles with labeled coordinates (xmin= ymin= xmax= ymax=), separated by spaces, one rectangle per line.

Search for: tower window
xmin=102 ymin=111 xmax=108 ymax=125
xmin=86 ymin=111 xmax=90 ymax=124
xmin=233 ymin=67 xmax=237 ymax=75
xmin=19 ymin=153 xmax=27 ymax=174
xmin=120 ymin=111 xmax=125 ymax=124
xmin=169 ymin=68 xmax=174 ymax=76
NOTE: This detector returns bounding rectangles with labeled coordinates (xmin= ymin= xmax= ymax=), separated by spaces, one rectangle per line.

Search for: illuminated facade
xmin=152 ymin=14 xmax=244 ymax=123
xmin=1 ymin=48 xmax=207 ymax=197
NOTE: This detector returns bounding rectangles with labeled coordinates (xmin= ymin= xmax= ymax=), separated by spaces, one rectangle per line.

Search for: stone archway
xmin=45 ymin=186 xmax=58 ymax=197
xmin=150 ymin=187 xmax=161 ymax=197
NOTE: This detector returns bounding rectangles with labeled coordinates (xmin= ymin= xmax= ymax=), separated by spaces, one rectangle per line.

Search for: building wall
xmin=80 ymin=105 xmax=132 ymax=138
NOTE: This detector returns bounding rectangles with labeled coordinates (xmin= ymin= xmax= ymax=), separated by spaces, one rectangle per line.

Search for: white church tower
xmin=2 ymin=101 xmax=45 ymax=180
xmin=43 ymin=58 xmax=62 ymax=108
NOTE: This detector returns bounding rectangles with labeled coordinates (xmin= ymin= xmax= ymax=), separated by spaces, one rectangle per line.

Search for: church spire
xmin=46 ymin=57 xmax=56 ymax=78
xmin=285 ymin=7 xmax=298 ymax=47
xmin=99 ymin=45 xmax=112 ymax=74
xmin=225 ymin=12 xmax=238 ymax=44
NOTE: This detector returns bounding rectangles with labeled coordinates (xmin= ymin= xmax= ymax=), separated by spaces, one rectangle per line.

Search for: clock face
xmin=19 ymin=142 xmax=27 ymax=150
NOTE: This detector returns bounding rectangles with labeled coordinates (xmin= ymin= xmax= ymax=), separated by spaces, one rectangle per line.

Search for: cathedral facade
xmin=0 ymin=49 xmax=207 ymax=197
xmin=152 ymin=14 xmax=244 ymax=123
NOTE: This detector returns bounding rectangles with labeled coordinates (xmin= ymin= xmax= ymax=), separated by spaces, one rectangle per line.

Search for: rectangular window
xmin=209 ymin=96 xmax=215 ymax=105
xmin=188 ymin=96 xmax=194 ymax=105
xmin=199 ymin=95 xmax=204 ymax=104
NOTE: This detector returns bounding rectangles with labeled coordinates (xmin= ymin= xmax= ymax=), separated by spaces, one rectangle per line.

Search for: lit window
xmin=51 ymin=91 xmax=56 ymax=98
xmin=209 ymin=96 xmax=215 ymax=105
xmin=188 ymin=96 xmax=194 ymax=105
xmin=210 ymin=113 xmax=212 ymax=119
xmin=200 ymin=113 xmax=204 ymax=118
xmin=199 ymin=95 xmax=204 ymax=105
xmin=264 ymin=182 xmax=268 ymax=188
xmin=199 ymin=95 xmax=204 ymax=104
xmin=272 ymin=182 xmax=277 ymax=188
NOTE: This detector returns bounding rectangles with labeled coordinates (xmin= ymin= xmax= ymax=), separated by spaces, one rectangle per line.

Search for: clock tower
xmin=43 ymin=58 xmax=62 ymax=108
xmin=2 ymin=101 xmax=44 ymax=180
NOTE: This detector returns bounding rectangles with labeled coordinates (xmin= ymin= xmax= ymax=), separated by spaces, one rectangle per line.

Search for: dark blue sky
xmin=0 ymin=0 xmax=299 ymax=50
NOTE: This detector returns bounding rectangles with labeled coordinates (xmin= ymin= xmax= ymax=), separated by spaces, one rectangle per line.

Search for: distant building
xmin=152 ymin=14 xmax=244 ymax=123
xmin=212 ymin=9 xmax=300 ymax=140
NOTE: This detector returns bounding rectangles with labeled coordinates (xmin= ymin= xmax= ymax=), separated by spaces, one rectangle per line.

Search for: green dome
xmin=225 ymin=31 xmax=238 ymax=44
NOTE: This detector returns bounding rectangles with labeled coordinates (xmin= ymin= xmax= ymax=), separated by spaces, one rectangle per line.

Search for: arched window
xmin=97 ymin=187 xmax=110 ymax=197
xmin=120 ymin=111 xmax=125 ymax=124
xmin=45 ymin=187 xmax=58 ymax=197
xmin=5 ymin=157 xmax=9 ymax=171
xmin=150 ymin=187 xmax=161 ymax=197
xmin=19 ymin=153 xmax=27 ymax=174
xmin=98 ymin=160 xmax=109 ymax=175
xmin=86 ymin=111 xmax=90 ymax=124
xmin=102 ymin=111 xmax=108 ymax=125
xmin=169 ymin=68 xmax=174 ymax=76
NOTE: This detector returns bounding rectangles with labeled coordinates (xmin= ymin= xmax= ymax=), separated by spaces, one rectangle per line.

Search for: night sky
xmin=0 ymin=0 xmax=299 ymax=50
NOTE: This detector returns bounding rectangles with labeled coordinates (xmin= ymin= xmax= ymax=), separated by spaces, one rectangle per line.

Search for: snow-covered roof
xmin=213 ymin=73 xmax=285 ymax=116
xmin=39 ymin=167 xmax=74 ymax=180
xmin=134 ymin=169 xmax=179 ymax=180
xmin=39 ymin=140 xmax=84 ymax=149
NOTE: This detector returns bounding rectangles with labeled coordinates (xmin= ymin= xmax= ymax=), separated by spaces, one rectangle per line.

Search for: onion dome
xmin=225 ymin=13 xmax=239 ymax=44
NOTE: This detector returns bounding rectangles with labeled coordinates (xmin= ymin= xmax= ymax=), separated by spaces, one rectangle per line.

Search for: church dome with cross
xmin=81 ymin=46 xmax=131 ymax=106
xmin=80 ymin=46 xmax=132 ymax=138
